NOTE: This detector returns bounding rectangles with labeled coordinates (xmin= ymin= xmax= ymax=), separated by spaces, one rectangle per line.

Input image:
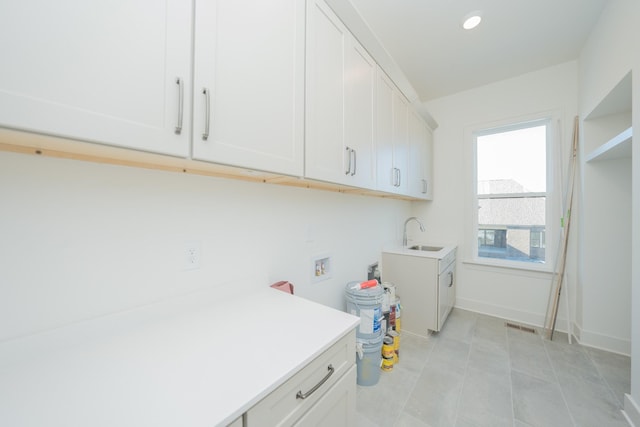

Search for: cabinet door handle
xmin=422 ymin=179 xmax=428 ymax=194
xmin=345 ymin=147 xmax=351 ymax=175
xmin=296 ymin=364 xmax=334 ymax=400
xmin=448 ymin=271 xmax=454 ymax=287
xmin=351 ymin=149 xmax=357 ymax=176
xmin=174 ymin=77 xmax=184 ymax=135
xmin=395 ymin=168 xmax=401 ymax=187
xmin=202 ymin=88 xmax=210 ymax=141
xmin=392 ymin=168 xmax=398 ymax=187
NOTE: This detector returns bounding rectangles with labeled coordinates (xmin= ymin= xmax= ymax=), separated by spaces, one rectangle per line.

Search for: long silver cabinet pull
xmin=397 ymin=169 xmax=402 ymax=187
xmin=345 ymin=147 xmax=351 ymax=175
xmin=448 ymin=271 xmax=454 ymax=287
xmin=296 ymin=364 xmax=335 ymax=400
xmin=422 ymin=179 xmax=428 ymax=194
xmin=351 ymin=149 xmax=357 ymax=176
xmin=202 ymin=88 xmax=210 ymax=141
xmin=393 ymin=168 xmax=401 ymax=187
xmin=174 ymin=77 xmax=184 ymax=135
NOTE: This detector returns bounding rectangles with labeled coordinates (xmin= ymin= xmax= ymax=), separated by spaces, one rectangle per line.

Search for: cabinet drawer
xmin=293 ymin=365 xmax=356 ymax=427
xmin=245 ymin=331 xmax=355 ymax=427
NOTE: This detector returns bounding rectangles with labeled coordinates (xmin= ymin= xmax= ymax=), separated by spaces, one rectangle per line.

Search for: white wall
xmin=419 ymin=61 xmax=579 ymax=328
xmin=0 ymin=151 xmax=411 ymax=342
xmin=578 ymin=0 xmax=640 ymax=420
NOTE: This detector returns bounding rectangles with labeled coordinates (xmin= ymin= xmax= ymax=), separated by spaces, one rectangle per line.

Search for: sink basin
xmin=409 ymin=245 xmax=443 ymax=252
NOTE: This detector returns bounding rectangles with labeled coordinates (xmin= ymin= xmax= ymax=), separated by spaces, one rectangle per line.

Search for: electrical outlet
xmin=183 ymin=241 xmax=201 ymax=270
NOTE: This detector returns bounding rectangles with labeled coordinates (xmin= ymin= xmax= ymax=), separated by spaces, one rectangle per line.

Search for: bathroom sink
xmin=408 ymin=245 xmax=443 ymax=252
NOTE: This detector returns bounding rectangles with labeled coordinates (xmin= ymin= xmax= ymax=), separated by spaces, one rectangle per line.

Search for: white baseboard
xmin=455 ymin=297 xmax=562 ymax=330
xmin=623 ymin=394 xmax=640 ymax=427
xmin=572 ymin=322 xmax=631 ymax=356
xmin=455 ymin=297 xmax=631 ymax=355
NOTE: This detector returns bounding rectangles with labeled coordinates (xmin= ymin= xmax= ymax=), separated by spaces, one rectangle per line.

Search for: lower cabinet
xmin=244 ymin=330 xmax=356 ymax=426
xmin=293 ymin=366 xmax=356 ymax=426
xmin=381 ymin=250 xmax=456 ymax=336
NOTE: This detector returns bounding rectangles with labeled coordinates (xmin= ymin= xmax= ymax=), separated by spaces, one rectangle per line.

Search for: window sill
xmin=463 ymin=258 xmax=554 ymax=277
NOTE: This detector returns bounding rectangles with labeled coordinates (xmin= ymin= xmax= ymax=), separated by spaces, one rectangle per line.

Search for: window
xmin=473 ymin=119 xmax=551 ymax=265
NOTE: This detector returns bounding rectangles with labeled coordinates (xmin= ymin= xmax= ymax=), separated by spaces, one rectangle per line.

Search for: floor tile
xmin=427 ymin=336 xmax=470 ymax=368
xmin=436 ymin=309 xmax=477 ymax=344
xmin=556 ymin=370 xmax=629 ymax=427
xmin=403 ymin=361 xmax=465 ymax=427
xmin=397 ymin=332 xmax=436 ymax=374
xmin=508 ymin=332 xmax=556 ymax=382
xmin=585 ymin=346 xmax=631 ymax=406
xmin=356 ymin=364 xmax=419 ymax=426
xmin=511 ymin=370 xmax=574 ymax=427
xmin=544 ymin=338 xmax=601 ymax=384
xmin=394 ymin=411 xmax=433 ymax=427
xmin=457 ymin=366 xmax=513 ymax=427
xmin=467 ymin=335 xmax=510 ymax=376
xmin=354 ymin=308 xmax=631 ymax=427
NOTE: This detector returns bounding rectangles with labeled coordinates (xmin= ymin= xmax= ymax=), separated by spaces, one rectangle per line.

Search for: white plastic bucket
xmin=355 ymin=333 xmax=383 ymax=386
xmin=345 ymin=281 xmax=384 ymax=339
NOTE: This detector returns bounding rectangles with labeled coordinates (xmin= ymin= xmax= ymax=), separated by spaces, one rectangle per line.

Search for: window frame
xmin=468 ymin=115 xmax=559 ymax=273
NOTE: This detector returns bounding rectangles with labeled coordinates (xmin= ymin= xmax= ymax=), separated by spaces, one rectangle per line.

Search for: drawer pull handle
xmin=296 ymin=364 xmax=334 ymax=400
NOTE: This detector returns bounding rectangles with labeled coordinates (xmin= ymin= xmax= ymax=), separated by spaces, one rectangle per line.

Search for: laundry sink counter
xmin=383 ymin=243 xmax=457 ymax=260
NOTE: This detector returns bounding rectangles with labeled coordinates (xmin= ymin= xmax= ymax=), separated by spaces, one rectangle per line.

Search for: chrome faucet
xmin=403 ymin=217 xmax=426 ymax=247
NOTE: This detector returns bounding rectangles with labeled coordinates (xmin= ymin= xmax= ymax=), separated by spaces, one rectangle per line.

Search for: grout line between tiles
xmin=541 ymin=337 xmax=578 ymax=427
xmin=450 ymin=316 xmax=476 ymax=427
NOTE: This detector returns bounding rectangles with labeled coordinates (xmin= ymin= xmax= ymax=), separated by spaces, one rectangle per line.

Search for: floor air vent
xmin=505 ymin=322 xmax=537 ymax=334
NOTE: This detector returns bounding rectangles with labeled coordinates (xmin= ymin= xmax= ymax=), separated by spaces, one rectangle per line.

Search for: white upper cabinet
xmin=192 ymin=0 xmax=305 ymax=176
xmin=376 ymin=70 xmax=409 ymax=194
xmin=0 ymin=0 xmax=192 ymax=157
xmin=305 ymin=0 xmax=376 ymax=189
xmin=407 ymin=110 xmax=433 ymax=200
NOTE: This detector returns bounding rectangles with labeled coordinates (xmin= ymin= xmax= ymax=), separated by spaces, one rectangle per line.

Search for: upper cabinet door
xmin=0 ymin=0 xmax=192 ymax=157
xmin=192 ymin=0 xmax=305 ymax=177
xmin=306 ymin=0 xmax=376 ymax=189
xmin=376 ymin=70 xmax=396 ymax=192
xmin=376 ymin=69 xmax=409 ymax=194
xmin=407 ymin=110 xmax=433 ymax=200
xmin=344 ymin=35 xmax=377 ymax=190
xmin=305 ymin=0 xmax=348 ymax=184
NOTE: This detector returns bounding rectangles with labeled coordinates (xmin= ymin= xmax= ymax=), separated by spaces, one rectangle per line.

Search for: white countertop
xmin=0 ymin=286 xmax=359 ymax=427
xmin=382 ymin=243 xmax=456 ymax=259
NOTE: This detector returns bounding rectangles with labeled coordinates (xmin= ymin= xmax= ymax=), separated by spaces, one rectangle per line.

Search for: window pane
xmin=477 ymin=196 xmax=546 ymax=263
xmin=475 ymin=121 xmax=548 ymax=264
xmin=477 ymin=125 xmax=546 ymax=195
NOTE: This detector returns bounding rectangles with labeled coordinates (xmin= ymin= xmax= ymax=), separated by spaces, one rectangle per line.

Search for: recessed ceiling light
xmin=462 ymin=11 xmax=482 ymax=30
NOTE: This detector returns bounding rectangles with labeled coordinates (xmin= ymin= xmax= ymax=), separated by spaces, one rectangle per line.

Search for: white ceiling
xmin=349 ymin=0 xmax=609 ymax=102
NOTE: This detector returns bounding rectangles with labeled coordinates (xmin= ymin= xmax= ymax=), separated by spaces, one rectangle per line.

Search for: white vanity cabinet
xmin=0 ymin=0 xmax=192 ymax=157
xmin=191 ymin=0 xmax=305 ymax=176
xmin=381 ymin=247 xmax=456 ymax=336
xmin=305 ymin=0 xmax=377 ymax=190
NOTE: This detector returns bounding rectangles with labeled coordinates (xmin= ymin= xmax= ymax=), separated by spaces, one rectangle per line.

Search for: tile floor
xmin=356 ymin=308 xmax=631 ymax=427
